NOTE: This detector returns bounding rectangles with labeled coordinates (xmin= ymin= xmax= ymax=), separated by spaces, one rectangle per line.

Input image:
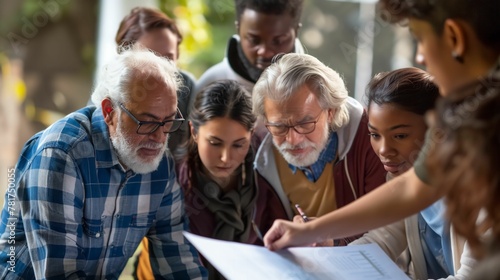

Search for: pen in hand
xmin=294 ymin=204 xmax=309 ymax=222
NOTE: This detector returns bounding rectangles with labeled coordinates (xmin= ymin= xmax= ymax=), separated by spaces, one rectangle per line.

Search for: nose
xmin=148 ymin=127 xmax=167 ymax=144
xmin=378 ymin=139 xmax=397 ymax=159
xmin=256 ymin=43 xmax=274 ymax=58
xmin=220 ymin=146 xmax=232 ymax=163
xmin=285 ymin=128 xmax=304 ymax=146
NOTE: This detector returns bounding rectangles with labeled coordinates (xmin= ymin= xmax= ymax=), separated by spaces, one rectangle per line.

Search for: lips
xmin=216 ymin=166 xmax=232 ymax=170
xmin=382 ymin=162 xmax=404 ymax=173
xmin=214 ymin=165 xmax=235 ymax=173
xmin=286 ymin=148 xmax=307 ymax=156
xmin=255 ymin=59 xmax=272 ymax=69
xmin=139 ymin=147 xmax=161 ymax=157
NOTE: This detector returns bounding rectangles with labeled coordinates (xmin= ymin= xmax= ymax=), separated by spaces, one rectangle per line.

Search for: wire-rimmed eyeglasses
xmin=265 ymin=111 xmax=324 ymax=137
xmin=119 ymin=103 xmax=184 ymax=135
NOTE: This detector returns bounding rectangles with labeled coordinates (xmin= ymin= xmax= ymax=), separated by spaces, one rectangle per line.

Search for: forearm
xmin=308 ymin=168 xmax=442 ymax=243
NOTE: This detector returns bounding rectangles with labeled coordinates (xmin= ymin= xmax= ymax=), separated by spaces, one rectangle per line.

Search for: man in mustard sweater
xmin=252 ymin=53 xmax=386 ymax=245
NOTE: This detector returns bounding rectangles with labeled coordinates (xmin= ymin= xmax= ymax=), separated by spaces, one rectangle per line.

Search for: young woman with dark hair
xmin=135 ymin=80 xmax=285 ymax=279
xmin=349 ymin=68 xmax=475 ymax=279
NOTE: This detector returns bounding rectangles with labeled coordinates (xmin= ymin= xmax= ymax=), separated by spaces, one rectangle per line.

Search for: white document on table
xmin=184 ymin=231 xmax=409 ymax=280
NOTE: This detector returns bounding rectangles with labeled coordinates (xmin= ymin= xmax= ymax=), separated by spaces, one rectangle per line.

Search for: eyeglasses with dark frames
xmin=265 ymin=111 xmax=324 ymax=137
xmin=119 ymin=103 xmax=184 ymax=135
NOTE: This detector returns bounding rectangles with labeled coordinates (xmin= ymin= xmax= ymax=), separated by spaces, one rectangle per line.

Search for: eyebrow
xmin=267 ymin=114 xmax=314 ymax=125
xmin=138 ymin=110 xmax=177 ymax=121
xmin=246 ymin=31 xmax=291 ymax=37
xmin=208 ymin=136 xmax=249 ymax=143
xmin=368 ymin=123 xmax=413 ymax=131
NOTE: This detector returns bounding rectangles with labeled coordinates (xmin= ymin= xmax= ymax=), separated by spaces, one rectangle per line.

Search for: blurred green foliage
xmin=158 ymin=0 xmax=236 ymax=78
xmin=0 ymin=1 xmax=71 ymax=54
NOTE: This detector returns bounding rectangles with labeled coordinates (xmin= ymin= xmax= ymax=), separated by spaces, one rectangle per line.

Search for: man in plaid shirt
xmin=0 ymin=48 xmax=207 ymax=279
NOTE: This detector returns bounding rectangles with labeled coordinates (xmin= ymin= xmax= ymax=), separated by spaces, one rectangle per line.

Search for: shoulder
xmin=354 ymin=112 xmax=370 ymax=137
xmin=15 ymin=107 xmax=98 ymax=177
xmin=179 ymin=70 xmax=196 ymax=86
xmin=197 ymin=61 xmax=231 ymax=82
xmin=336 ymin=97 xmax=366 ymax=157
xmin=193 ymin=61 xmax=228 ymax=93
xmin=36 ymin=107 xmax=97 ymax=153
xmin=175 ymin=160 xmax=190 ymax=190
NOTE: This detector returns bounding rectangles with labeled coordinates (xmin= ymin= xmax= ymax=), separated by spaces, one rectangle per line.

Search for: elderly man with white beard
xmin=252 ymin=53 xmax=386 ymax=246
xmin=0 ymin=48 xmax=207 ymax=279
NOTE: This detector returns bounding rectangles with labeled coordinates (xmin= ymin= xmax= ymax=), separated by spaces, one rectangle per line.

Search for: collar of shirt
xmin=288 ymin=132 xmax=338 ymax=182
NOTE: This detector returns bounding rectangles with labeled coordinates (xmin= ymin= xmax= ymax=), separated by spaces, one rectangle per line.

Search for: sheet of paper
xmin=184 ymin=231 xmax=409 ymax=280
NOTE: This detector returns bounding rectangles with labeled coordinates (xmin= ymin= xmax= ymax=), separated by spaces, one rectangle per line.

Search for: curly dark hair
xmin=426 ymin=78 xmax=500 ymax=258
xmin=377 ymin=0 xmax=500 ymax=49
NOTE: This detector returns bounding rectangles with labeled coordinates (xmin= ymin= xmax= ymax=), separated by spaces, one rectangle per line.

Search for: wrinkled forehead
xmin=125 ymin=70 xmax=176 ymax=103
xmin=263 ymin=91 xmax=322 ymax=121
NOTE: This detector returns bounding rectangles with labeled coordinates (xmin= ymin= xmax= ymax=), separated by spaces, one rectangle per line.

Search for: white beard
xmin=111 ymin=118 xmax=168 ymax=174
xmin=274 ymin=121 xmax=330 ymax=167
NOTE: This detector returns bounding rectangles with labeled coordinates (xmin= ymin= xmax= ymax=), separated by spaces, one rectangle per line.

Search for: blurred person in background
xmin=192 ymin=0 xmax=305 ymax=98
xmin=193 ymin=0 xmax=306 ymax=146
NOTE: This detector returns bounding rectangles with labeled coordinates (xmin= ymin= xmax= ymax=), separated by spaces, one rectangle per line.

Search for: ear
xmin=189 ymin=121 xmax=198 ymax=143
xmin=102 ymin=98 xmax=116 ymax=125
xmin=443 ymin=19 xmax=466 ymax=58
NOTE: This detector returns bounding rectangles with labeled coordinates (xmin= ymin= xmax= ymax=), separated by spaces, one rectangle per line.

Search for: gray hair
xmin=91 ymin=46 xmax=181 ymax=107
xmin=252 ymin=53 xmax=349 ymax=131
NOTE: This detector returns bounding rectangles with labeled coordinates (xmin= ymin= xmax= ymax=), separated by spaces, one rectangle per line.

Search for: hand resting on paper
xmin=263 ymin=219 xmax=320 ymax=251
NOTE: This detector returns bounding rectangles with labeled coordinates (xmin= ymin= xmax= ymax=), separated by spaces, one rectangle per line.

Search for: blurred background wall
xmin=0 ymin=0 xmax=414 ymax=204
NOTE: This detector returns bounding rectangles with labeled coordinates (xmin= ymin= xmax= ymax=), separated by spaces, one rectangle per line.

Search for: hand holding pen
xmin=294 ymin=204 xmax=309 ymax=222
xmin=294 ymin=204 xmax=336 ymax=247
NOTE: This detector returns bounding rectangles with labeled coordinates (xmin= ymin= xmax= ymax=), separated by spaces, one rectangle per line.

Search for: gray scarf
xmin=194 ymin=151 xmax=257 ymax=279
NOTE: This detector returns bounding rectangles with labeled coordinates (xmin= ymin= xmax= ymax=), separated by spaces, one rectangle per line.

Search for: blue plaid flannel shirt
xmin=0 ymin=106 xmax=207 ymax=280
